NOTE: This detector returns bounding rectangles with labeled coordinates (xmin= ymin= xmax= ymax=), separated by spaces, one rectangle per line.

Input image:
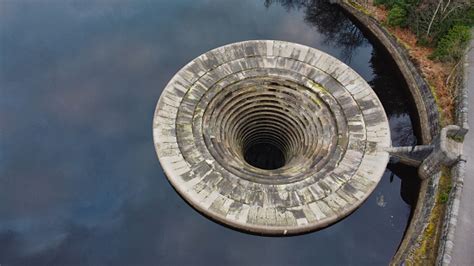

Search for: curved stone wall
xmin=153 ymin=40 xmax=391 ymax=235
xmin=332 ymin=1 xmax=443 ymax=263
xmin=334 ymin=1 xmax=439 ymax=144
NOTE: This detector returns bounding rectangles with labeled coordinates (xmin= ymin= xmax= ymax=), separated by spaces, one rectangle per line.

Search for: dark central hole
xmin=244 ymin=142 xmax=285 ymax=170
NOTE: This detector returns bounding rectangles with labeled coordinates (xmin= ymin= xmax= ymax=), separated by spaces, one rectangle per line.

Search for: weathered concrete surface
xmin=418 ymin=125 xmax=463 ymax=180
xmin=450 ymin=36 xmax=474 ymax=266
xmin=387 ymin=145 xmax=433 ymax=167
xmin=387 ymin=125 xmax=462 ymax=174
xmin=153 ymin=40 xmax=391 ymax=235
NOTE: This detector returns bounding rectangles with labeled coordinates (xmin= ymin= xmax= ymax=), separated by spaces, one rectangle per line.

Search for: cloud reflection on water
xmin=0 ymin=0 xmax=417 ymax=265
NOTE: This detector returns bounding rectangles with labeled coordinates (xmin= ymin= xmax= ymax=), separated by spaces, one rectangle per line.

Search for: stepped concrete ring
xmin=153 ymin=40 xmax=391 ymax=235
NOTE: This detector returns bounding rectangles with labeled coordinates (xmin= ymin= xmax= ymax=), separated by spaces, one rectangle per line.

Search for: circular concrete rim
xmin=153 ymin=40 xmax=391 ymax=235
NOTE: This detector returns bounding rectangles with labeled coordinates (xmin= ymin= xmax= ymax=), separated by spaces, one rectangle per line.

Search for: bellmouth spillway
xmin=153 ymin=40 xmax=391 ymax=235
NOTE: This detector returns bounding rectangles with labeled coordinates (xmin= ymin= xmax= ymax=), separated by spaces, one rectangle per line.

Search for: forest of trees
xmin=374 ymin=0 xmax=473 ymax=62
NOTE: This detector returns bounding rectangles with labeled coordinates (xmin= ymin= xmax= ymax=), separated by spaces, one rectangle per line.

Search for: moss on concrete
xmin=406 ymin=168 xmax=452 ymax=265
xmin=426 ymin=83 xmax=450 ymax=126
xmin=449 ymin=135 xmax=464 ymax=143
xmin=348 ymin=0 xmax=371 ymax=16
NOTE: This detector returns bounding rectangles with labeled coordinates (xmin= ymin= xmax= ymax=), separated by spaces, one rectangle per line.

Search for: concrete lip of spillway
xmin=153 ymin=40 xmax=391 ymax=235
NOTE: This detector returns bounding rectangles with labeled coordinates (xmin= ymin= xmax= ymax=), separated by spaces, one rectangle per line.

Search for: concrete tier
xmin=153 ymin=40 xmax=391 ymax=235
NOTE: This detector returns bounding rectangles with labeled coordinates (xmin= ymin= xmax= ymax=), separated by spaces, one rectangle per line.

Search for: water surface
xmin=0 ymin=0 xmax=418 ymax=265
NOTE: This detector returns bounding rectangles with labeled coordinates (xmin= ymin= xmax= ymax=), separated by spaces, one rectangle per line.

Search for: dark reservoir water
xmin=0 ymin=0 xmax=420 ymax=265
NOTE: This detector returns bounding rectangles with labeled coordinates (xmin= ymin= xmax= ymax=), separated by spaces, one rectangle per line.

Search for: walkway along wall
xmin=436 ymin=38 xmax=470 ymax=265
